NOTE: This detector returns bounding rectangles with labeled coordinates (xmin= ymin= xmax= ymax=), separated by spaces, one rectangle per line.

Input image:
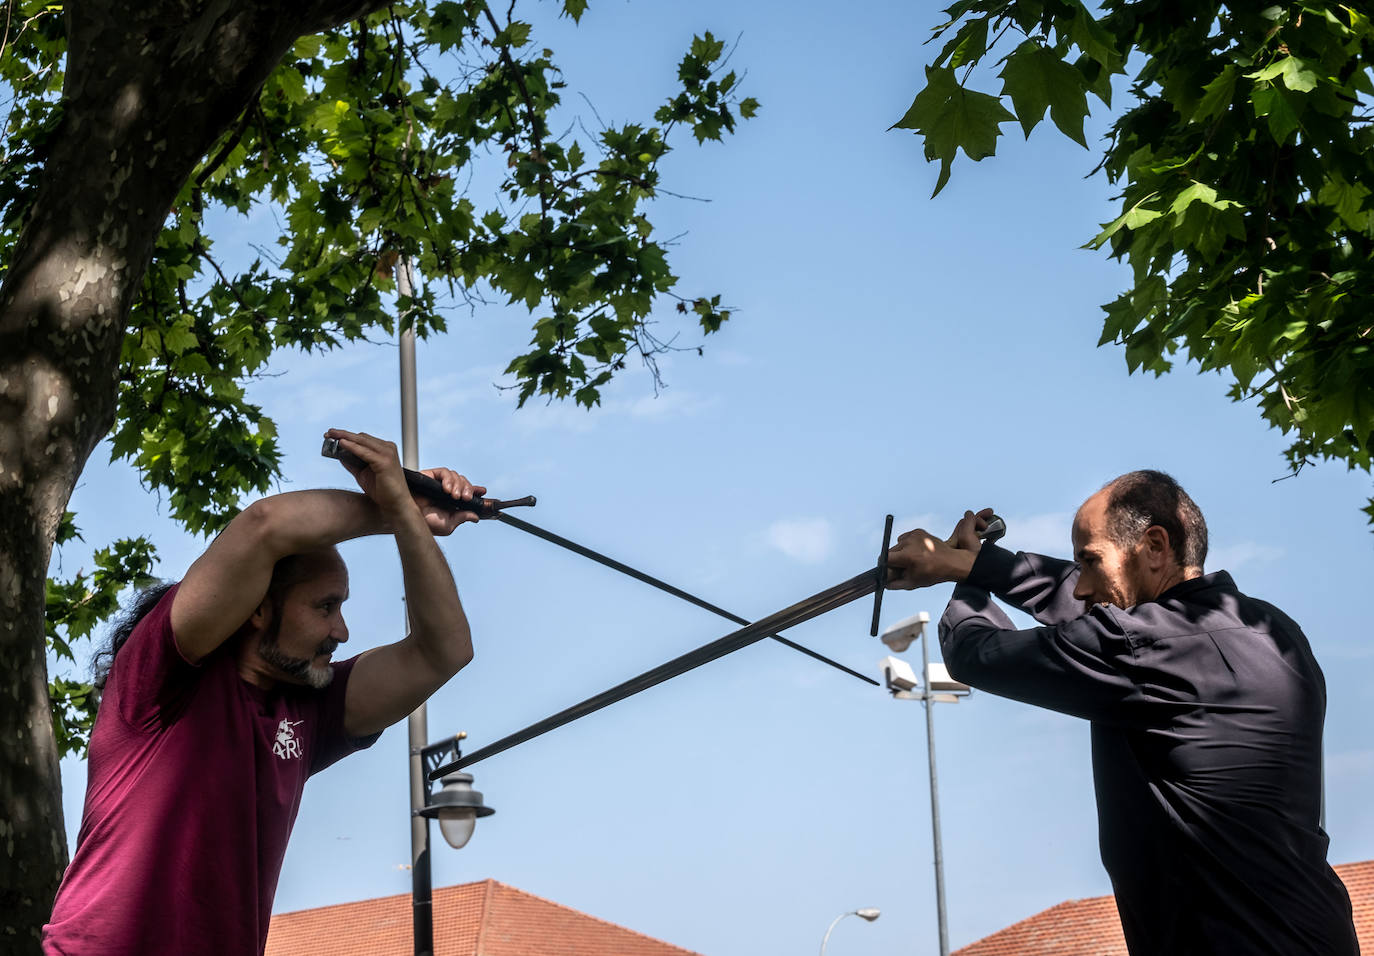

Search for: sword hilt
xmin=870 ymin=515 xmax=895 ymax=637
xmin=321 ymin=437 xmax=536 ymax=519
xmin=871 ymin=512 xmax=1007 ymax=635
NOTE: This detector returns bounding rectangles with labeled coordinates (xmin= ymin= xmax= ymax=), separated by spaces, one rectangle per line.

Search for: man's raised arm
xmin=327 ymin=430 xmax=482 ymax=738
xmin=170 ymin=488 xmax=388 ymax=664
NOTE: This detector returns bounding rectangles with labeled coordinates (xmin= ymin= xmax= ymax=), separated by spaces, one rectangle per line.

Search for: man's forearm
xmin=966 ymin=545 xmax=1085 ymax=626
xmin=392 ymin=508 xmax=472 ymax=674
xmin=258 ymin=489 xmax=390 ymax=557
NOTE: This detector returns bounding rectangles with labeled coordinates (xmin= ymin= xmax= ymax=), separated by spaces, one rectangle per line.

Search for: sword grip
xmin=321 ymin=437 xmax=535 ymax=519
xmin=979 ymin=516 xmax=1006 ymax=544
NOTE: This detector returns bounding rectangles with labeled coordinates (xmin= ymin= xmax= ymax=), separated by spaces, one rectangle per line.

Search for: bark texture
xmin=0 ymin=1 xmax=385 ymax=948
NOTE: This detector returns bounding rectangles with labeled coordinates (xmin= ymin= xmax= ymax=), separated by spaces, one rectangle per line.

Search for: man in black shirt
xmin=886 ymin=470 xmax=1357 ymax=955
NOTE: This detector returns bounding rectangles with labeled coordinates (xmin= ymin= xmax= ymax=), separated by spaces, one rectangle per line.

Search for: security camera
xmin=880 ymin=611 xmax=930 ymax=653
xmin=880 ymin=655 xmax=920 ymax=692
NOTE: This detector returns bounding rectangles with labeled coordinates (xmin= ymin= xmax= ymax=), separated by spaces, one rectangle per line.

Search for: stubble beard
xmin=258 ymin=616 xmax=337 ymax=690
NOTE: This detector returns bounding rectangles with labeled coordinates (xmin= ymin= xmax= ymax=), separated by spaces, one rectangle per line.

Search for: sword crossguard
xmin=870 ymin=515 xmax=895 ymax=637
xmin=869 ymin=512 xmax=1006 ymax=637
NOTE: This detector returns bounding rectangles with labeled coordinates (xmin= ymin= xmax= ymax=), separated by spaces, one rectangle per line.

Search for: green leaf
xmin=1250 ymin=84 xmax=1301 ymax=144
xmin=1250 ymin=56 xmax=1319 ymax=93
xmin=1067 ymin=3 xmax=1120 ymax=70
xmin=998 ymin=41 xmax=1091 ymax=145
xmin=1193 ymin=65 xmax=1238 ymax=123
xmin=690 ymin=32 xmax=725 ymax=65
xmin=1279 ymin=57 xmax=1319 ymax=94
xmin=933 ymin=15 xmax=989 ymax=70
xmin=1167 ymin=180 xmax=1241 ymax=219
xmin=1086 ymin=196 xmax=1164 ymax=249
xmin=893 ymin=66 xmax=1015 ymax=196
xmin=495 ymin=21 xmax=532 ymax=49
xmin=162 ymin=321 xmax=198 ymax=355
xmin=55 ymin=511 xmax=82 ymax=546
xmin=1317 ymin=176 xmax=1372 ymax=230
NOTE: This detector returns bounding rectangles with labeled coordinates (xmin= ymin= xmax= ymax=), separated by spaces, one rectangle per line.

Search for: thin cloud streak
xmin=765 ymin=517 xmax=835 ymax=564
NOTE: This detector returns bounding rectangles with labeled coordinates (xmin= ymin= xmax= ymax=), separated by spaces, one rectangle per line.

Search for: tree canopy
xmin=0 ymin=0 xmax=754 ymax=942
xmin=5 ymin=0 xmax=755 ymax=756
xmin=896 ymin=1 xmax=1374 ymax=520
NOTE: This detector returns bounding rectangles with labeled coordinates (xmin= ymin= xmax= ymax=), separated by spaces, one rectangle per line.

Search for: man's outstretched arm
xmin=886 ymin=509 xmax=1141 ymax=723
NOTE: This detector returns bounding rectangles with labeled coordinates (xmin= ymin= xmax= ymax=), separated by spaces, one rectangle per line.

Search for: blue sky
xmin=51 ymin=1 xmax=1374 ymax=954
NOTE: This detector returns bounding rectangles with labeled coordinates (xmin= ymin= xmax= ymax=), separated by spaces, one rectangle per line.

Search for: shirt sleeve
xmin=108 ymin=582 xmax=203 ymax=733
xmin=938 ymin=546 xmax=1150 ymax=724
xmin=308 ymin=655 xmax=382 ymax=775
xmin=966 ymin=543 xmax=1087 ymax=626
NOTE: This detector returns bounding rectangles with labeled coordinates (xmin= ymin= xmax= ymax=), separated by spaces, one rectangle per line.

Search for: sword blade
xmin=430 ymin=566 xmax=881 ymax=778
xmin=496 ymin=512 xmax=877 ymax=686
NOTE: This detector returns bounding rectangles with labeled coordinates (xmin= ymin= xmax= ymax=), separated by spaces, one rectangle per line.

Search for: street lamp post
xmin=395 ymin=260 xmax=497 ymax=955
xmin=819 ymin=908 xmax=881 ymax=956
xmin=412 ymin=732 xmax=496 ymax=956
xmin=880 ymin=612 xmax=970 ymax=956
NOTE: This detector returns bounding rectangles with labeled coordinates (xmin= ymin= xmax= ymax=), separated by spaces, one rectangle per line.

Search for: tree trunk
xmin=0 ymin=1 xmax=385 ymax=948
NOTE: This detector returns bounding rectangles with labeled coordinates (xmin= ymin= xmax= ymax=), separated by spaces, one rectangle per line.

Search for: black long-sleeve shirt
xmin=941 ymin=544 xmax=1358 ymax=955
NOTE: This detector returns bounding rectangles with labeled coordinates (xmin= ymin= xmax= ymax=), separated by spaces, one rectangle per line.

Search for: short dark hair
xmin=1103 ymin=470 xmax=1208 ymax=570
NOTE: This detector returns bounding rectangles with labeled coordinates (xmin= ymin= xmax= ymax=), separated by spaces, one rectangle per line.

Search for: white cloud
xmin=890 ymin=512 xmax=942 ymax=537
xmin=711 ymin=348 xmax=752 ymax=367
xmin=1006 ymin=511 xmax=1073 ymax=558
xmin=887 ymin=510 xmax=1072 ymax=559
xmin=1207 ymin=541 xmax=1284 ymax=570
xmin=272 ymin=381 xmax=366 ymax=423
xmin=626 ymin=389 xmax=720 ymax=420
xmin=509 ymin=387 xmax=714 ymax=433
xmin=765 ymin=517 xmax=835 ymax=564
xmin=414 ymin=366 xmax=511 ymax=440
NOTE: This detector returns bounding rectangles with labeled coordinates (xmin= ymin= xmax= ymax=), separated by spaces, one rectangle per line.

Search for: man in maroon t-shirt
xmin=44 ymin=430 xmax=483 ymax=956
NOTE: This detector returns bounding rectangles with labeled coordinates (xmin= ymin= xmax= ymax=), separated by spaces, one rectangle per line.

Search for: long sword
xmin=432 ymin=565 xmax=884 ymax=777
xmin=321 ymin=437 xmax=874 ymax=685
xmin=494 ymin=512 xmax=876 ymax=685
xmin=430 ymin=515 xmax=1005 ymax=777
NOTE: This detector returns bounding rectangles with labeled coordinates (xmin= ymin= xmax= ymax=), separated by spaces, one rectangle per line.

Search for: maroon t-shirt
xmin=43 ymin=584 xmax=378 ymax=955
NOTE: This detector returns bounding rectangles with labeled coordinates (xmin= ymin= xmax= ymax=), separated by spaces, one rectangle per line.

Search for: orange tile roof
xmin=1341 ymin=860 xmax=1374 ymax=945
xmin=952 ymin=894 xmax=1127 ymax=956
xmin=954 ymin=860 xmax=1374 ymax=956
xmin=265 ymin=879 xmax=701 ymax=956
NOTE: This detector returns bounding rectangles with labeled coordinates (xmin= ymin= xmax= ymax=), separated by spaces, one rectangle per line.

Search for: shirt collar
xmin=1157 ymin=569 xmax=1234 ymax=602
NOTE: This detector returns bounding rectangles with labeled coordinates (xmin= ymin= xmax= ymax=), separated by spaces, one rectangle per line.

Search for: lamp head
xmin=418 ymin=771 xmax=495 ymax=850
xmin=880 ymin=611 xmax=929 ymax=653
xmin=879 ymin=655 xmax=920 ymax=693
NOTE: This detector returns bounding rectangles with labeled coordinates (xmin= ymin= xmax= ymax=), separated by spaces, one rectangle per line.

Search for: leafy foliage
xmin=2 ymin=0 xmax=756 ymax=753
xmin=898 ymin=1 xmax=1374 ymax=519
xmin=44 ymin=517 xmax=158 ymax=757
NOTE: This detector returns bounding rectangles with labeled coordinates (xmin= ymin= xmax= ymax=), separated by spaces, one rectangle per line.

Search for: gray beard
xmin=258 ymin=617 xmax=336 ymax=689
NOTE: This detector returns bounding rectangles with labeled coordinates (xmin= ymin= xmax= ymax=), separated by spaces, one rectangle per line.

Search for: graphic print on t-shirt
xmin=273 ymin=718 xmax=304 ymax=760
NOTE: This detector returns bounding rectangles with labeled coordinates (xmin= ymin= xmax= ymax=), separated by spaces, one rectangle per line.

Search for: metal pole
xmin=819 ymin=912 xmax=850 ymax=956
xmin=922 ymin=628 xmax=950 ymax=956
xmin=399 ymin=258 xmax=433 ymax=956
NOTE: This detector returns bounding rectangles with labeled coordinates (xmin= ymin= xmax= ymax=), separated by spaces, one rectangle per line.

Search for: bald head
xmin=1100 ymin=470 xmax=1208 ymax=573
xmin=1070 ymin=472 xmax=1206 ymax=609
